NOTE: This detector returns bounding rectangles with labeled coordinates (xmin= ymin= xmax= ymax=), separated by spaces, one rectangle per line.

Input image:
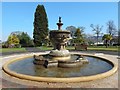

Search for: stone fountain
xmin=33 ymin=17 xmax=88 ymax=68
xmin=2 ymin=17 xmax=117 ymax=83
xmin=49 ymin=17 xmax=71 ymax=58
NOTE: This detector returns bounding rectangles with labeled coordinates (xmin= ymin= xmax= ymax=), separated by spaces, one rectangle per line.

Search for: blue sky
xmin=2 ymin=2 xmax=118 ymax=41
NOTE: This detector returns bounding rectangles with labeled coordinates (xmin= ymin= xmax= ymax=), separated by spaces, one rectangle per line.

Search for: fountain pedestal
xmin=49 ymin=17 xmax=71 ymax=58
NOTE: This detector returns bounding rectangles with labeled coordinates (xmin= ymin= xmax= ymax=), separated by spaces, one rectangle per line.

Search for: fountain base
xmin=33 ymin=54 xmax=89 ymax=68
xmin=49 ymin=49 xmax=70 ymax=57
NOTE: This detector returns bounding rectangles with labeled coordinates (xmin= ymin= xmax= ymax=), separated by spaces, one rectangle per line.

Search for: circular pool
xmin=2 ymin=54 xmax=117 ymax=83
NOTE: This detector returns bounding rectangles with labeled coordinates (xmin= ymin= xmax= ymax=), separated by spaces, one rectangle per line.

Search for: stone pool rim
xmin=2 ymin=54 xmax=118 ymax=83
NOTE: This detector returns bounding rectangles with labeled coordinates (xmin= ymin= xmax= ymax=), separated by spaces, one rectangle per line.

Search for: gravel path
xmin=1 ymin=52 xmax=119 ymax=88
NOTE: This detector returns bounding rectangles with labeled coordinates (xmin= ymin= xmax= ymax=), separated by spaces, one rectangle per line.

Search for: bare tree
xmin=90 ymin=24 xmax=103 ymax=45
xmin=107 ymin=20 xmax=117 ymax=45
xmin=66 ymin=26 xmax=76 ymax=38
xmin=79 ymin=26 xmax=85 ymax=32
xmin=107 ymin=20 xmax=117 ymax=37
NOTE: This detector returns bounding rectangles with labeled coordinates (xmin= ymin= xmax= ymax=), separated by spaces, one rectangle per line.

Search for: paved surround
xmin=1 ymin=52 xmax=119 ymax=88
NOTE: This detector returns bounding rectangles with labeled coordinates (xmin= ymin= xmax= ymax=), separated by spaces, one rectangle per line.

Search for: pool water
xmin=8 ymin=55 xmax=113 ymax=78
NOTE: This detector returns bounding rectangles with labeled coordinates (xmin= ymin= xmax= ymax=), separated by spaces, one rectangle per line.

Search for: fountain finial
xmin=57 ymin=16 xmax=63 ymax=30
xmin=59 ymin=16 xmax=61 ymax=23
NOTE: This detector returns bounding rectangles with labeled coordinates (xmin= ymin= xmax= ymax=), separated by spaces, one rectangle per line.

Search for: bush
xmin=2 ymin=44 xmax=8 ymax=48
xmin=97 ymin=44 xmax=104 ymax=46
xmin=2 ymin=42 xmax=9 ymax=48
xmin=113 ymin=44 xmax=120 ymax=46
xmin=15 ymin=44 xmax=21 ymax=48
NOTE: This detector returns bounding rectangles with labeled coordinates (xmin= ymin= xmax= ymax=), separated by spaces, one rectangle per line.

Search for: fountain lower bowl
xmin=49 ymin=49 xmax=70 ymax=57
xmin=2 ymin=54 xmax=118 ymax=83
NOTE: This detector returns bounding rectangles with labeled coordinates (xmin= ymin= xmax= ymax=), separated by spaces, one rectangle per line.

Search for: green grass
xmin=66 ymin=46 xmax=75 ymax=50
xmin=37 ymin=46 xmax=75 ymax=51
xmin=67 ymin=46 xmax=119 ymax=51
xmin=88 ymin=47 xmax=118 ymax=51
xmin=1 ymin=46 xmax=118 ymax=53
xmin=88 ymin=46 xmax=119 ymax=51
xmin=37 ymin=46 xmax=53 ymax=50
xmin=37 ymin=46 xmax=118 ymax=51
xmin=1 ymin=48 xmax=26 ymax=53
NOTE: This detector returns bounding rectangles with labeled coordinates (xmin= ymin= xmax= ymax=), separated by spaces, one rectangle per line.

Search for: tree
xmin=7 ymin=34 xmax=20 ymax=47
xmin=10 ymin=31 xmax=34 ymax=47
xmin=66 ymin=26 xmax=76 ymax=46
xmin=18 ymin=32 xmax=34 ymax=47
xmin=90 ymin=24 xmax=103 ymax=45
xmin=10 ymin=31 xmax=22 ymax=36
xmin=74 ymin=27 xmax=85 ymax=44
xmin=118 ymin=29 xmax=120 ymax=46
xmin=107 ymin=20 xmax=117 ymax=37
xmin=83 ymin=34 xmax=94 ymax=45
xmin=106 ymin=20 xmax=117 ymax=45
xmin=102 ymin=34 xmax=112 ymax=48
xmin=66 ymin=26 xmax=76 ymax=38
xmin=33 ymin=5 xmax=49 ymax=46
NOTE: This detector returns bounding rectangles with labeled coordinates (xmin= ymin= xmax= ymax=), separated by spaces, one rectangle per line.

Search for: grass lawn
xmin=66 ymin=46 xmax=75 ymax=50
xmin=67 ymin=46 xmax=119 ymax=51
xmin=37 ymin=46 xmax=53 ymax=50
xmin=38 ymin=46 xmax=119 ymax=51
xmin=37 ymin=46 xmax=75 ymax=51
xmin=38 ymin=46 xmax=118 ymax=51
xmin=88 ymin=46 xmax=119 ymax=51
xmin=88 ymin=47 xmax=118 ymax=51
xmin=1 ymin=48 xmax=26 ymax=53
xmin=1 ymin=46 xmax=118 ymax=53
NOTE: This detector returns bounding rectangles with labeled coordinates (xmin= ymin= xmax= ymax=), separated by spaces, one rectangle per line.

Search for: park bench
xmin=75 ymin=44 xmax=87 ymax=51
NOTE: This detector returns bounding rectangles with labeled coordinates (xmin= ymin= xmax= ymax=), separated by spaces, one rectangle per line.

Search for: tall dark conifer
xmin=33 ymin=5 xmax=48 ymax=46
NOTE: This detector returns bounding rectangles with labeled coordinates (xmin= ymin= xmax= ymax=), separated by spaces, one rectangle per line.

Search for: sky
xmin=2 ymin=2 xmax=118 ymax=41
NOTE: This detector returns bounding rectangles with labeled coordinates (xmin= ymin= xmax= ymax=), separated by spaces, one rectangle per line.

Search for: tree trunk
xmin=97 ymin=35 xmax=98 ymax=46
xmin=106 ymin=40 xmax=108 ymax=48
